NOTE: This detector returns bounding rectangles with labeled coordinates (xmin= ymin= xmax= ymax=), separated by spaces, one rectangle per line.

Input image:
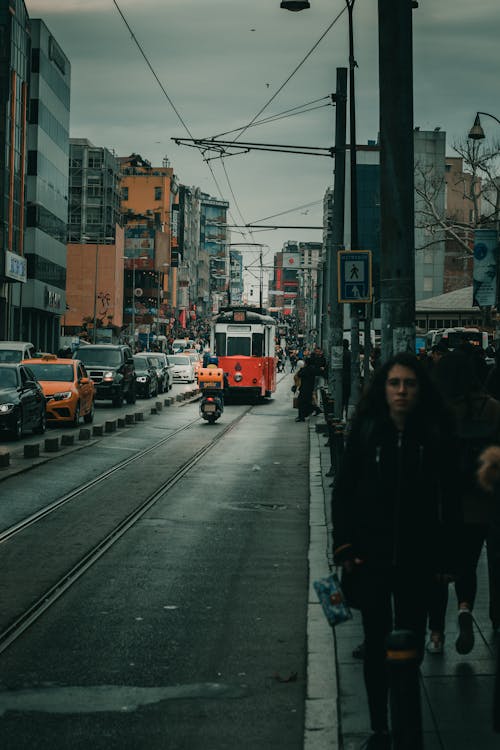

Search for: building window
xmin=423 ymin=277 xmax=433 ymax=292
xmin=154 ymin=187 xmax=162 ymax=201
xmin=122 ymin=186 xmax=129 ymax=201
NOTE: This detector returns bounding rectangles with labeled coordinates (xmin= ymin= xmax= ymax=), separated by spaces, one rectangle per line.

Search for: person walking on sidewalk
xmin=331 ymin=352 xmax=458 ymax=750
xmin=426 ymin=347 xmax=500 ymax=655
xmin=295 ymin=357 xmax=321 ymax=422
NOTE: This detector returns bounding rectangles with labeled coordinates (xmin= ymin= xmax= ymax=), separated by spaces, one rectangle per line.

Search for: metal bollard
xmin=386 ymin=629 xmax=423 ymax=750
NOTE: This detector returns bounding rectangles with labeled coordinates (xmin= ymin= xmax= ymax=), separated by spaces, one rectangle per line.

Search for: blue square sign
xmin=338 ymin=251 xmax=372 ymax=303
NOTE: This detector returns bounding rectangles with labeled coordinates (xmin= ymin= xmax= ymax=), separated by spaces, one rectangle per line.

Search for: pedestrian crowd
xmin=327 ymin=341 xmax=500 ymax=748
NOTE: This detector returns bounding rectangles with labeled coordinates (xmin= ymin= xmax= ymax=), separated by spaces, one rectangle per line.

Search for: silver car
xmin=166 ymin=354 xmax=195 ymax=383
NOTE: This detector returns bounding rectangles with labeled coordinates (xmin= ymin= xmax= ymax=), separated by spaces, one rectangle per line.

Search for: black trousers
xmin=427 ymin=523 xmax=500 ymax=633
xmin=358 ymin=563 xmax=430 ymax=733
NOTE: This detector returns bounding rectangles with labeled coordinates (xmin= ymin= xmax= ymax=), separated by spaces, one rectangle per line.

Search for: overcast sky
xmin=25 ymin=0 xmax=500 ymax=280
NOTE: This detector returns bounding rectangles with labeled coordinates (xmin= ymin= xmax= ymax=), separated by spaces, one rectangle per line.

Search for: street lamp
xmin=280 ymin=0 xmax=310 ymax=9
xmin=468 ymin=111 xmax=500 ymax=141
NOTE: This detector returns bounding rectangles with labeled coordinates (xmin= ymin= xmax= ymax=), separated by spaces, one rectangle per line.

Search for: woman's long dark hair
xmin=353 ymin=351 xmax=449 ymax=430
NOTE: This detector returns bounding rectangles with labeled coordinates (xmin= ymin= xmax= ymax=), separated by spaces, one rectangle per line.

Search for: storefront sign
xmin=5 ymin=251 xmax=27 ymax=282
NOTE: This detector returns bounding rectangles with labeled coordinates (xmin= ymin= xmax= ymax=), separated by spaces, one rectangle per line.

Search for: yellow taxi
xmin=21 ymin=354 xmax=95 ymax=426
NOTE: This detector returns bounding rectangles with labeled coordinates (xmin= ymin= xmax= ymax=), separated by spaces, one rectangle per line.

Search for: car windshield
xmin=169 ymin=356 xmax=189 ymax=365
xmin=0 ymin=367 xmax=18 ymax=388
xmin=147 ymin=356 xmax=162 ymax=367
xmin=28 ymin=364 xmax=74 ymax=382
xmin=133 ymin=357 xmax=150 ymax=373
xmin=0 ymin=350 xmax=22 ymax=363
xmin=77 ymin=349 xmax=122 ymax=366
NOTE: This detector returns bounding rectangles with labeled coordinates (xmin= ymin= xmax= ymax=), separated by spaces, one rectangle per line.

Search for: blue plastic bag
xmin=313 ymin=572 xmax=353 ymax=627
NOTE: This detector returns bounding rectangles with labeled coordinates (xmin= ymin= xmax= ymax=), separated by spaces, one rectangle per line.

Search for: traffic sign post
xmin=338 ymin=251 xmax=372 ymax=303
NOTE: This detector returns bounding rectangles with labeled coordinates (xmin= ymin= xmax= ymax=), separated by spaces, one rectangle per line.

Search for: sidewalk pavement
xmin=306 ymin=419 xmax=499 ymax=750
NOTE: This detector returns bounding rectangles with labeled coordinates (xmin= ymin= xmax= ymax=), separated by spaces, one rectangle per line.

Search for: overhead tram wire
xmin=111 ymin=0 xmax=243 ymax=232
xmin=211 ymin=97 xmax=332 ymax=140
xmin=227 ymin=4 xmax=347 ymax=146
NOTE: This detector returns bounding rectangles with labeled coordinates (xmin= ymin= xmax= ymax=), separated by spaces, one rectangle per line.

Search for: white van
xmin=0 ymin=341 xmax=37 ymax=363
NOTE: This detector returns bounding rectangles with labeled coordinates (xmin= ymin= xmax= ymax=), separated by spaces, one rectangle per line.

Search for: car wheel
xmin=33 ymin=409 xmax=47 ymax=435
xmin=12 ymin=410 xmax=23 ymax=440
xmin=72 ymin=401 xmax=81 ymax=427
xmin=83 ymin=399 xmax=95 ymax=424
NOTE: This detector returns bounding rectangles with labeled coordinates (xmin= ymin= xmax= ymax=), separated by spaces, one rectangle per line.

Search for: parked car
xmin=74 ymin=345 xmax=136 ymax=407
xmin=0 ymin=341 xmax=36 ymax=363
xmin=0 ymin=363 xmax=46 ymax=438
xmin=136 ymin=352 xmax=172 ymax=393
xmin=22 ymin=354 xmax=95 ymax=426
xmin=133 ymin=356 xmax=159 ymax=399
xmin=166 ymin=354 xmax=195 ymax=383
xmin=186 ymin=352 xmax=202 ymax=377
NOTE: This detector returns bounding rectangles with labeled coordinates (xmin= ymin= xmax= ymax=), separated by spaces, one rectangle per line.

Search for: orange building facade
xmin=64 ymin=225 xmax=125 ymax=339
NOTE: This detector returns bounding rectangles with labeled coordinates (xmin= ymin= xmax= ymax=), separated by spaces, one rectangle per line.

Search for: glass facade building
xmin=0 ymin=0 xmax=31 ymax=338
xmin=23 ymin=19 xmax=71 ymax=352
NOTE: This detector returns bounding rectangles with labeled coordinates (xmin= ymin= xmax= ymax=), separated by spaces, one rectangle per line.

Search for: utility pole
xmin=346 ymin=0 xmax=361 ymax=416
xmin=328 ymin=68 xmax=347 ymax=419
xmin=379 ymin=0 xmax=416 ymax=359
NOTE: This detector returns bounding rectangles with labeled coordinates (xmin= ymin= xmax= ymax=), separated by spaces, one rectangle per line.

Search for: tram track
xmin=0 ymin=404 xmax=253 ymax=656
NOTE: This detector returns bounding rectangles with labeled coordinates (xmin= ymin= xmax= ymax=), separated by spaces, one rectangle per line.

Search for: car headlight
xmin=53 ymin=391 xmax=72 ymax=401
xmin=234 ymin=373 xmax=243 ymax=382
xmin=137 ymin=376 xmax=147 ymax=383
xmin=102 ymin=371 xmax=115 ymax=381
xmin=0 ymin=403 xmax=15 ymax=413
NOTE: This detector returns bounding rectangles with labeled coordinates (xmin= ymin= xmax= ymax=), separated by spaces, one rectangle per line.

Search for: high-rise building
xmin=0 ymin=0 xmax=30 ymax=339
xmin=200 ymin=194 xmax=229 ymax=313
xmin=23 ymin=19 xmax=70 ymax=351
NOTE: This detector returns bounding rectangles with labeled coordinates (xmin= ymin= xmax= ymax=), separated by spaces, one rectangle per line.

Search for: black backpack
xmin=457 ymin=401 xmax=500 ymax=492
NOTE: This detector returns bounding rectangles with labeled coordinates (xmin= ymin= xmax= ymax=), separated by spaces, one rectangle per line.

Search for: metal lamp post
xmin=467 ymin=111 xmax=500 ymax=347
xmin=156 ymin=262 xmax=169 ymax=337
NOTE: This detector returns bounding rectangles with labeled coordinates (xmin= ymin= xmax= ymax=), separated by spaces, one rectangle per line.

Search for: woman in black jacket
xmin=332 ymin=352 xmax=458 ymax=750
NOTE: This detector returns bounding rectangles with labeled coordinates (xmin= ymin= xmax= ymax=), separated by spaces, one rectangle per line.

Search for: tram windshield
xmin=216 ymin=331 xmax=265 ymax=357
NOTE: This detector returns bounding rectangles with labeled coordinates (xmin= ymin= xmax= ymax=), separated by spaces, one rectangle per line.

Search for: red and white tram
xmin=211 ymin=307 xmax=276 ymax=398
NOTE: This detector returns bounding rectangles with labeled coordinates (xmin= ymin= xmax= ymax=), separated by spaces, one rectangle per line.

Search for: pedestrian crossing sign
xmin=338 ymin=250 xmax=372 ymax=303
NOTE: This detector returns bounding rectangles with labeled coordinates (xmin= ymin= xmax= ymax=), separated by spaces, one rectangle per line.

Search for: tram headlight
xmin=234 ymin=373 xmax=243 ymax=382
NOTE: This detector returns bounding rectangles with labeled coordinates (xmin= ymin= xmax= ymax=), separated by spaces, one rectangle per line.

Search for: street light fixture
xmin=156 ymin=262 xmax=169 ymax=337
xmin=468 ymin=111 xmax=500 ymax=141
xmin=280 ymin=0 xmax=310 ymax=10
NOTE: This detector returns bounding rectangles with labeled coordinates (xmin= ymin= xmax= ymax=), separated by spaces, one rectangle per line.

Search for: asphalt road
xmin=0 ymin=376 xmax=310 ymax=749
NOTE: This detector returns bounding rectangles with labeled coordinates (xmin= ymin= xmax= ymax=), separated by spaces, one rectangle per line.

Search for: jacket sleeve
xmin=331 ymin=422 xmax=362 ymax=564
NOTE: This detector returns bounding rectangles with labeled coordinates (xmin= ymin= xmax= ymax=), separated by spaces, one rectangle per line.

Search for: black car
xmin=0 ymin=363 xmax=47 ymax=439
xmin=133 ymin=356 xmax=159 ymax=399
xmin=74 ymin=345 xmax=136 ymax=407
xmin=134 ymin=352 xmax=172 ymax=394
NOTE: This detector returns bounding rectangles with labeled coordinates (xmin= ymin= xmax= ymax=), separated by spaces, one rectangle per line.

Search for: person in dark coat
xmin=477 ymin=445 xmax=500 ymax=733
xmin=426 ymin=346 xmax=500 ymax=655
xmin=295 ymin=357 xmax=321 ymax=422
xmin=332 ymin=352 xmax=458 ymax=750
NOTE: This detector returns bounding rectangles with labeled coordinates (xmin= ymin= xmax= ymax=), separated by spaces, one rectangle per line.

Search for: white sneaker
xmin=426 ymin=635 xmax=444 ymax=654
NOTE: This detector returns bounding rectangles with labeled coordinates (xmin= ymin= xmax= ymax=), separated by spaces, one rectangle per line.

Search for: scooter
xmin=197 ymin=366 xmax=225 ymax=424
xmin=200 ymin=391 xmax=224 ymax=424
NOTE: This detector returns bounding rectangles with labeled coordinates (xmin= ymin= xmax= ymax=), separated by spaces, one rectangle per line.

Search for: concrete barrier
xmin=150 ymin=406 xmax=158 ymax=415
xmin=92 ymin=424 xmax=104 ymax=436
xmin=79 ymin=428 xmax=91 ymax=441
xmin=134 ymin=412 xmax=144 ymax=422
xmin=175 ymin=394 xmax=183 ymax=402
xmin=105 ymin=419 xmax=117 ymax=433
xmin=44 ymin=437 xmax=60 ymax=452
xmin=125 ymin=413 xmax=135 ymax=425
xmin=61 ymin=434 xmax=75 ymax=446
xmin=155 ymin=401 xmax=163 ymax=411
xmin=0 ymin=450 xmax=10 ymax=468
xmin=24 ymin=444 xmax=40 ymax=459
xmin=117 ymin=417 xmax=126 ymax=428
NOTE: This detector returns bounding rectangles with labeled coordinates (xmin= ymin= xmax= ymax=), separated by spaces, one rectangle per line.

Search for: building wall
xmin=22 ymin=19 xmax=70 ymax=352
xmin=0 ymin=0 xmax=31 ymax=338
xmin=64 ymin=226 xmax=124 ymax=333
xmin=414 ymin=130 xmax=446 ymax=301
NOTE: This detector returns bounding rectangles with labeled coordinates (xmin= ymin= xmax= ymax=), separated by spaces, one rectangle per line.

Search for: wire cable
xmin=212 ymin=96 xmax=331 ymax=139
xmin=229 ymin=4 xmax=347 ymax=145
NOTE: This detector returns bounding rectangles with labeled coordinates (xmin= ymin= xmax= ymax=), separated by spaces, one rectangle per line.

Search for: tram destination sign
xmin=338 ymin=250 xmax=372 ymax=303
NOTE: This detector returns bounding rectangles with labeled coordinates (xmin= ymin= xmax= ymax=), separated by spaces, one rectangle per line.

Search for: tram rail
xmin=0 ymin=405 xmax=253 ymax=655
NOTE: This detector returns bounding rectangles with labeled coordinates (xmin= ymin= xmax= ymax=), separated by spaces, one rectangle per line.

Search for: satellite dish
xmin=134 ymin=288 xmax=143 ymax=297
